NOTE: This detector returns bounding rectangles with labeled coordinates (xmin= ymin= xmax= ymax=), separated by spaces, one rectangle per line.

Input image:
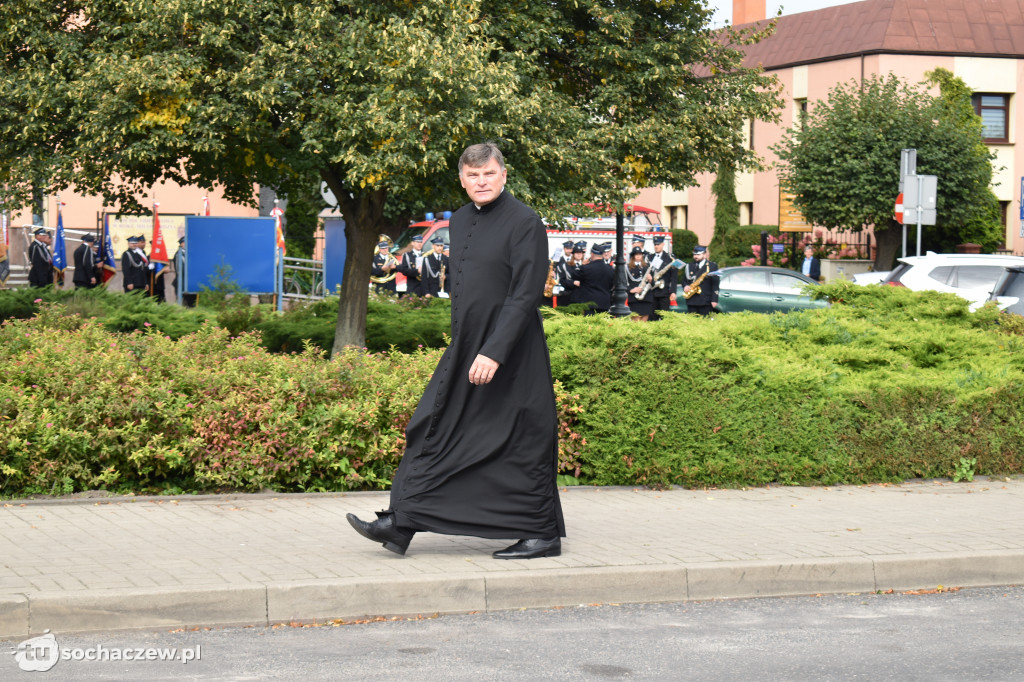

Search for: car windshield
xmin=394 ymin=225 xmax=430 ymax=251
xmin=994 ymin=270 xmax=1024 ymax=297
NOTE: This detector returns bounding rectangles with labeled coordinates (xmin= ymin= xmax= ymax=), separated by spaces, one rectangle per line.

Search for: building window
xmin=972 ymin=94 xmax=1009 ymax=143
xmin=794 ymin=98 xmax=808 ymax=130
xmin=671 ymin=206 xmax=687 ymax=231
xmin=740 ymin=202 xmax=753 ymax=226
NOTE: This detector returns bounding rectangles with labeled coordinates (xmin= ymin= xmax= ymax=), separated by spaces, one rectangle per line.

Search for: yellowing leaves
xmin=360 ymin=172 xmax=388 ymax=188
xmin=622 ymin=154 xmax=650 ymax=186
xmin=132 ymin=94 xmax=190 ymax=134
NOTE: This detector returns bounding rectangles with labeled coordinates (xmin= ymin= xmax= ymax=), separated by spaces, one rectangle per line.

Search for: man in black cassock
xmin=347 ymin=142 xmax=565 ymax=560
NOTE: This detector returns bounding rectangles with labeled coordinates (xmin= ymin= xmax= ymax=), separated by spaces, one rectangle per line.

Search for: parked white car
xmin=882 ymin=252 xmax=1024 ymax=310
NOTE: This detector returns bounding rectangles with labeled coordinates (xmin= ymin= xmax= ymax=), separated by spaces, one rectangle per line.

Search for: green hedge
xmin=544 ymin=284 xmax=1024 ymax=487
xmin=0 ymin=288 xmax=451 ymax=354
xmin=2 ymin=283 xmax=1023 ymax=497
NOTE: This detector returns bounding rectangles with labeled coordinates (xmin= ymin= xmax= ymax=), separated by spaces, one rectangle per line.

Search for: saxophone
xmin=683 ymin=268 xmax=710 ymax=299
xmin=439 ymin=261 xmax=446 ymax=293
xmin=640 ymin=258 xmax=683 ymax=298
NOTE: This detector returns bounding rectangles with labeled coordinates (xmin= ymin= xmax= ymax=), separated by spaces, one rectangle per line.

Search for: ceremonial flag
xmin=202 ymin=196 xmax=210 ymax=216
xmin=52 ymin=203 xmax=68 ymax=274
xmin=99 ymin=214 xmax=117 ymax=285
xmin=270 ymin=204 xmax=286 ymax=257
xmin=151 ymin=202 xmax=169 ymax=274
xmin=0 ymin=210 xmax=9 ymax=286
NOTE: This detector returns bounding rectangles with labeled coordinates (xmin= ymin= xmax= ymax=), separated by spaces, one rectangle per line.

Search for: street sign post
xmin=899 ymin=149 xmax=917 ymax=193
xmin=902 ymin=174 xmax=937 ymax=256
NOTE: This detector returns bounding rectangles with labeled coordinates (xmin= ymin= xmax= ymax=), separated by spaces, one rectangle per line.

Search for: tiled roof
xmin=735 ymin=0 xmax=1024 ymax=70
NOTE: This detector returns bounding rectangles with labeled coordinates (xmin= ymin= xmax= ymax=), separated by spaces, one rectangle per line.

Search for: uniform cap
xmin=653 ymin=236 xmax=665 ymax=245
xmin=431 ymin=237 xmax=444 ymax=245
xmin=693 ymin=245 xmax=708 ymax=254
xmin=630 ymin=246 xmax=645 ymax=256
xmin=33 ymin=227 xmax=48 ymax=236
xmin=81 ymin=234 xmax=96 ymax=243
xmin=562 ymin=240 xmax=574 ymax=248
xmin=411 ymin=234 xmax=424 ymax=242
xmin=378 ymin=241 xmax=390 ymax=248
xmin=591 ymin=244 xmax=606 ymax=255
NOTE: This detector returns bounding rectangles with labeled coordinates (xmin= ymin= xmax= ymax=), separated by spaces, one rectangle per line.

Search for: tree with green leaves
xmin=774 ymin=73 xmax=1003 ymax=270
xmin=712 ymin=159 xmax=740 ymax=236
xmin=1 ymin=0 xmax=783 ymax=352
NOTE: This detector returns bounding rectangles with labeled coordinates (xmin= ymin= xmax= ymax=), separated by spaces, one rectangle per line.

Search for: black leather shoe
xmin=493 ymin=537 xmax=561 ymax=560
xmin=346 ymin=511 xmax=415 ymax=556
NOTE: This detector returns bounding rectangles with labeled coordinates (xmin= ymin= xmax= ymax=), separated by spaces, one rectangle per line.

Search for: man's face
xmin=411 ymin=240 xmax=423 ymax=253
xmin=694 ymin=251 xmax=706 ymax=263
xmin=459 ymin=157 xmax=506 ymax=206
xmin=378 ymin=246 xmax=389 ymax=257
xmin=138 ymin=240 xmax=147 ymax=250
xmin=563 ymin=247 xmax=573 ymax=257
xmin=804 ymin=248 xmax=814 ymax=258
xmin=37 ymin=233 xmax=50 ymax=244
xmin=654 ymin=243 xmax=664 ymax=252
xmin=433 ymin=243 xmax=443 ymax=255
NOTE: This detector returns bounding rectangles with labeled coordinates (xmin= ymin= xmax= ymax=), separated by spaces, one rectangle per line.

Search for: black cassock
xmin=389 ymin=191 xmax=566 ymax=540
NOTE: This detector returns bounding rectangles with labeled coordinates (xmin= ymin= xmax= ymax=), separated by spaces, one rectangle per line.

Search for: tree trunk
xmin=322 ymin=168 xmax=388 ymax=356
xmin=874 ymin=220 xmax=904 ymax=271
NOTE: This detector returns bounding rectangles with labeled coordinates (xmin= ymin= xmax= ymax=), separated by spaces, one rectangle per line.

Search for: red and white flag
xmin=270 ymin=204 xmax=286 ymax=256
xmin=151 ymin=202 xmax=169 ymax=270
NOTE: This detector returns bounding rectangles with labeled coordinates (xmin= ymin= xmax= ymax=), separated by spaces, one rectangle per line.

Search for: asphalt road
xmin=8 ymin=586 xmax=1023 ymax=680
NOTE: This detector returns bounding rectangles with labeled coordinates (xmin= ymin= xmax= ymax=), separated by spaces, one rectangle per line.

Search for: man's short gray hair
xmin=459 ymin=142 xmax=505 ymax=172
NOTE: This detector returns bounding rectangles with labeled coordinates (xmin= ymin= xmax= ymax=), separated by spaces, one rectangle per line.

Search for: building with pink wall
xmin=659 ymin=0 xmax=1024 ymax=256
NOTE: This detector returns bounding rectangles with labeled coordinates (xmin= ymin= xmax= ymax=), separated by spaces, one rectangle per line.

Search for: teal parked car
xmin=670 ymin=266 xmax=827 ymax=314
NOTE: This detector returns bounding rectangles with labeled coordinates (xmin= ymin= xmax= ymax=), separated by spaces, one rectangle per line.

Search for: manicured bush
xmin=0 ymin=304 xmax=438 ymax=496
xmin=671 ymin=229 xmax=698 ymax=260
xmin=258 ymin=292 xmax=453 ymax=354
xmin=543 ymin=286 xmax=1024 ymax=487
xmin=3 ymin=285 xmax=1023 ymax=498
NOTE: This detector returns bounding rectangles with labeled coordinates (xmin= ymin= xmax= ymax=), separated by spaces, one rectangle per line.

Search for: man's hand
xmin=468 ymin=354 xmax=500 ymax=385
xmin=127 ymin=284 xmax=134 ymax=290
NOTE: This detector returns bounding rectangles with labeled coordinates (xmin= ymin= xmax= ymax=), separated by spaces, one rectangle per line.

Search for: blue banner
xmin=52 ymin=208 xmax=67 ymax=273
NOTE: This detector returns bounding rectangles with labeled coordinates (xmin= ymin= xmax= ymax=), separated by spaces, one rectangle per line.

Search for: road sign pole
xmin=915 ymin=176 xmax=923 ymax=256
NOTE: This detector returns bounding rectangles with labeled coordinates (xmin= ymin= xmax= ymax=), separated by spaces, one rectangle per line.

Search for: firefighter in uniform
xmin=681 ymin=245 xmax=718 ymax=316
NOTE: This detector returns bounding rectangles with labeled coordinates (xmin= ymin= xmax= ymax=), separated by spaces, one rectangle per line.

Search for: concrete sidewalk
xmin=2 ymin=479 xmax=1023 ymax=638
